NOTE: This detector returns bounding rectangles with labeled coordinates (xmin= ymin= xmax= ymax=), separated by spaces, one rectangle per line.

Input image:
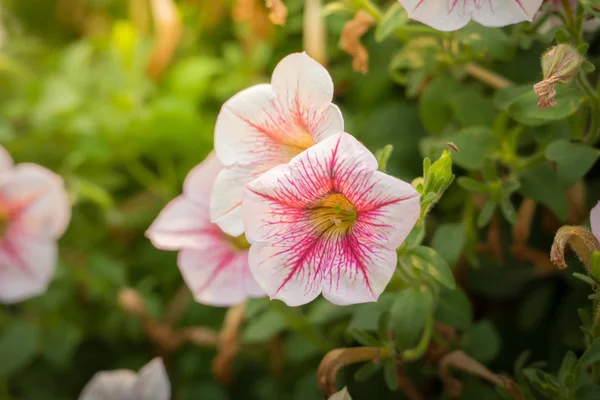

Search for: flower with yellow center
xmin=243 ymin=133 xmax=421 ymax=306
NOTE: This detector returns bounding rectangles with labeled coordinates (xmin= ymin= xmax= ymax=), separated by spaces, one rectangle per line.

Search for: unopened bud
xmin=534 ymin=44 xmax=584 ymax=110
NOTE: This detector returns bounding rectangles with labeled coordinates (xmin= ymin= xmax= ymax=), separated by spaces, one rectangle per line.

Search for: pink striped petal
xmin=78 ymin=370 xmax=138 ymax=400
xmin=133 ymin=358 xmax=170 ymax=400
xmin=179 ymin=245 xmax=263 ymax=306
xmin=398 ymin=0 xmax=543 ymax=31
xmin=591 ymin=201 xmax=600 ymax=240
xmin=0 ymin=233 xmax=57 ymax=304
xmin=146 ymin=196 xmax=218 ymax=250
xmin=182 ymin=152 xmax=222 ymax=205
xmin=243 ymin=133 xmax=420 ymax=306
xmin=212 ymin=53 xmax=343 ymax=234
xmin=1 ymin=164 xmax=70 ymax=238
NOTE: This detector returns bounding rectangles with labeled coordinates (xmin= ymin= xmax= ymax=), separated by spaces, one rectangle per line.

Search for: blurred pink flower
xmin=398 ymin=0 xmax=544 ymax=31
xmin=146 ymin=153 xmax=263 ymax=306
xmin=79 ymin=358 xmax=170 ymax=400
xmin=0 ymin=146 xmax=70 ymax=303
xmin=243 ymin=133 xmax=421 ymax=306
xmin=591 ymin=202 xmax=600 ymax=239
xmin=211 ymin=52 xmax=344 ymax=237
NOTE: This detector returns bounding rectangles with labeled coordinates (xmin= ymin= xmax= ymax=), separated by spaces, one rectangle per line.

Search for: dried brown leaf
xmin=340 ymin=10 xmax=374 ymax=74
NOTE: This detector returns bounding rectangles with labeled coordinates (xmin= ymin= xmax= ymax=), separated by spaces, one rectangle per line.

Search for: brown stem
xmin=394 ymin=362 xmax=423 ymax=400
xmin=464 ymin=63 xmax=513 ymax=89
xmin=212 ymin=302 xmax=247 ymax=384
xmin=147 ymin=0 xmax=183 ymax=79
xmin=164 ymin=284 xmax=192 ymax=326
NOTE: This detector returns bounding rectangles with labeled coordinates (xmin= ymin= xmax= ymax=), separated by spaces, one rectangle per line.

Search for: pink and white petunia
xmin=211 ymin=52 xmax=344 ymax=237
xmin=0 ymin=145 xmax=71 ymax=304
xmin=591 ymin=201 xmax=600 ymax=240
xmin=398 ymin=0 xmax=544 ymax=32
xmin=242 ymin=132 xmax=421 ymax=306
xmin=78 ymin=357 xmax=170 ymax=400
xmin=146 ymin=153 xmax=263 ymax=306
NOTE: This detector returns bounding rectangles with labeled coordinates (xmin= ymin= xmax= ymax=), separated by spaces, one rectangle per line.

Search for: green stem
xmin=355 ymin=0 xmax=382 ymax=20
xmin=402 ymin=314 xmax=433 ymax=361
xmin=270 ymin=301 xmax=333 ymax=352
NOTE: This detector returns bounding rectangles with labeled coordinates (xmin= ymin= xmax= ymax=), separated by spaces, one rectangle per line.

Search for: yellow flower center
xmin=308 ymin=193 xmax=357 ymax=237
xmin=226 ymin=233 xmax=251 ymax=252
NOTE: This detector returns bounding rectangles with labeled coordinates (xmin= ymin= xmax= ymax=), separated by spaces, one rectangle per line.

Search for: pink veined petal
xmin=133 ymin=358 xmax=171 ymax=400
xmin=0 ymin=233 xmax=57 ymax=304
xmin=473 ymin=0 xmax=543 ymax=27
xmin=178 ymin=245 xmax=263 ymax=306
xmin=146 ymin=196 xmax=218 ymax=251
xmin=78 ymin=370 xmax=138 ymax=400
xmin=591 ymin=201 xmax=600 ymax=240
xmin=271 ymin=52 xmax=336 ymax=117
xmin=321 ymin=236 xmax=398 ymax=305
xmin=210 ymin=165 xmax=265 ymax=237
xmin=348 ymin=171 xmax=420 ymax=249
xmin=214 ymin=84 xmax=312 ymax=167
xmin=182 ymin=152 xmax=222 ymax=205
xmin=398 ymin=0 xmax=472 ymax=31
xmin=310 ymin=104 xmax=345 ymax=143
xmin=0 ymin=145 xmax=13 ymax=173
xmin=243 ymin=132 xmax=378 ymax=244
xmin=1 ymin=163 xmax=71 ymax=238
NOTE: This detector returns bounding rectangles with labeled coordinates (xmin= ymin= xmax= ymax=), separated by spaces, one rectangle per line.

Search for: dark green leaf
xmin=579 ymin=337 xmax=600 ymax=366
xmin=418 ymin=76 xmax=460 ymax=135
xmin=390 ymin=285 xmax=434 ymax=348
xmin=449 ymin=127 xmax=497 ymax=170
xmin=383 ymin=362 xmax=399 ymax=391
xmin=462 ymin=320 xmax=501 ymax=363
xmin=477 ymin=200 xmax=497 ymax=228
xmin=401 ymin=246 xmax=456 ymax=289
xmin=434 ymin=286 xmax=473 ymax=331
xmin=520 ymin=164 xmax=568 ymax=221
xmin=0 ymin=322 xmax=40 ymax=378
xmin=545 ymin=139 xmax=600 ymax=188
xmin=431 ymin=223 xmax=466 ymax=266
xmin=458 ymin=177 xmax=490 ymax=193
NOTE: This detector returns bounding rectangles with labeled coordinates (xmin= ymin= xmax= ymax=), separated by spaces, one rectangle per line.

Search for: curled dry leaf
xmin=318 ymin=347 xmax=385 ymax=397
xmin=550 ymin=226 xmax=600 ymax=270
xmin=265 ymin=0 xmax=287 ymax=25
xmin=147 ymin=0 xmax=183 ymax=80
xmin=212 ymin=302 xmax=247 ymax=384
xmin=340 ymin=10 xmax=374 ymax=74
xmin=439 ymin=351 xmax=524 ymax=399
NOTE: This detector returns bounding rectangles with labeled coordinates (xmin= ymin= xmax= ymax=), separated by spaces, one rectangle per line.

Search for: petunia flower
xmin=242 ymin=132 xmax=421 ymax=306
xmin=398 ymin=0 xmax=544 ymax=32
xmin=78 ymin=357 xmax=170 ymax=400
xmin=0 ymin=145 xmax=71 ymax=303
xmin=146 ymin=153 xmax=263 ymax=306
xmin=210 ymin=52 xmax=344 ymax=237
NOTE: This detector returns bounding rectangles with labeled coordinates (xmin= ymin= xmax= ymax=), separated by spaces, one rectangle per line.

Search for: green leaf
xmin=557 ymin=351 xmax=579 ymax=389
xmin=579 ymin=337 xmax=600 ymax=366
xmin=499 ymin=198 xmax=518 ymax=225
xmin=242 ymin=310 xmax=286 ymax=343
xmin=458 ymin=177 xmax=490 ymax=193
xmin=520 ymin=164 xmax=568 ymax=221
xmin=522 ymin=368 xmax=562 ymax=397
xmin=431 ymin=223 xmax=466 ymax=266
xmin=448 ymin=127 xmax=497 ymax=170
xmin=575 ymin=384 xmax=600 ymax=400
xmin=517 ymin=285 xmax=555 ymax=332
xmin=383 ymin=362 xmax=399 ymax=391
xmin=545 ymin=139 xmax=600 ymax=188
xmin=374 ymin=3 xmax=407 ymax=42
xmin=390 ymin=285 xmax=434 ymax=348
xmin=400 ymin=246 xmax=456 ymax=289
xmin=462 ymin=320 xmax=501 ymax=363
xmin=0 ymin=322 xmax=40 ymax=378
xmin=348 ymin=328 xmax=381 ymax=347
xmin=434 ymin=286 xmax=473 ymax=331
xmin=477 ymin=200 xmax=497 ymax=228
xmin=308 ymin=299 xmax=357 ymax=325
xmin=456 ymin=24 xmax=514 ymax=61
xmin=353 ymin=362 xmax=382 ymax=382
xmin=418 ymin=76 xmax=461 ymax=135
xmin=42 ymin=323 xmax=83 ymax=369
xmin=494 ymin=84 xmax=583 ymax=126
xmin=375 ymin=144 xmax=394 ymax=173
xmin=448 ymin=89 xmax=496 ymax=128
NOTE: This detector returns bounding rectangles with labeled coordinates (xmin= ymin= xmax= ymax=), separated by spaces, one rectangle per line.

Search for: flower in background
xmin=211 ymin=52 xmax=344 ymax=237
xmin=398 ymin=0 xmax=544 ymax=32
xmin=243 ymin=133 xmax=421 ymax=306
xmin=78 ymin=358 xmax=170 ymax=400
xmin=0 ymin=146 xmax=70 ymax=304
xmin=146 ymin=153 xmax=263 ymax=306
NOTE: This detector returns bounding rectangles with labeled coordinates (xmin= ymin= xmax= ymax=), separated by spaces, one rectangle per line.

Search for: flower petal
xmin=78 ymin=370 xmax=138 ymax=400
xmin=473 ymin=0 xmax=542 ymax=27
xmin=398 ymin=0 xmax=471 ymax=31
xmin=350 ymin=171 xmax=420 ymax=249
xmin=146 ymin=196 xmax=217 ymax=251
xmin=0 ymin=234 xmax=56 ymax=304
xmin=210 ymin=165 xmax=264 ymax=237
xmin=179 ymin=245 xmax=263 ymax=306
xmin=591 ymin=201 xmax=600 ymax=240
xmin=1 ymin=164 xmax=70 ymax=238
xmin=271 ymin=52 xmax=335 ymax=117
xmin=182 ymin=152 xmax=222 ymax=205
xmin=133 ymin=358 xmax=171 ymax=400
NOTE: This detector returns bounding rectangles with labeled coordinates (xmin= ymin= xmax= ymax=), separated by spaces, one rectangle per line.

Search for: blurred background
xmin=3 ymin=0 xmax=600 ymax=399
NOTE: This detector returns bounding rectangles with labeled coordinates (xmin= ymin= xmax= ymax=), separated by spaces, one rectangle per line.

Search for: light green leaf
xmin=401 ymin=246 xmax=456 ymax=289
xmin=448 ymin=127 xmax=497 ymax=171
xmin=374 ymin=3 xmax=407 ymax=42
xmin=545 ymin=139 xmax=600 ymax=188
xmin=390 ymin=285 xmax=434 ymax=347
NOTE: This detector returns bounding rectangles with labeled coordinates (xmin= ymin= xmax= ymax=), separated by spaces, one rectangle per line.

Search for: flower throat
xmin=309 ymin=193 xmax=357 ymax=236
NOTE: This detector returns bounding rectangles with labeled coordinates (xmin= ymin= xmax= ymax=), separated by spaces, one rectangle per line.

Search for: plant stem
xmin=402 ymin=314 xmax=433 ymax=361
xmin=464 ymin=63 xmax=513 ymax=89
xmin=270 ymin=300 xmax=333 ymax=352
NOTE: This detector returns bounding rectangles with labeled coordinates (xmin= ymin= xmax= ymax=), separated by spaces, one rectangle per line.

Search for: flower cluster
xmin=148 ymin=53 xmax=421 ymax=306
